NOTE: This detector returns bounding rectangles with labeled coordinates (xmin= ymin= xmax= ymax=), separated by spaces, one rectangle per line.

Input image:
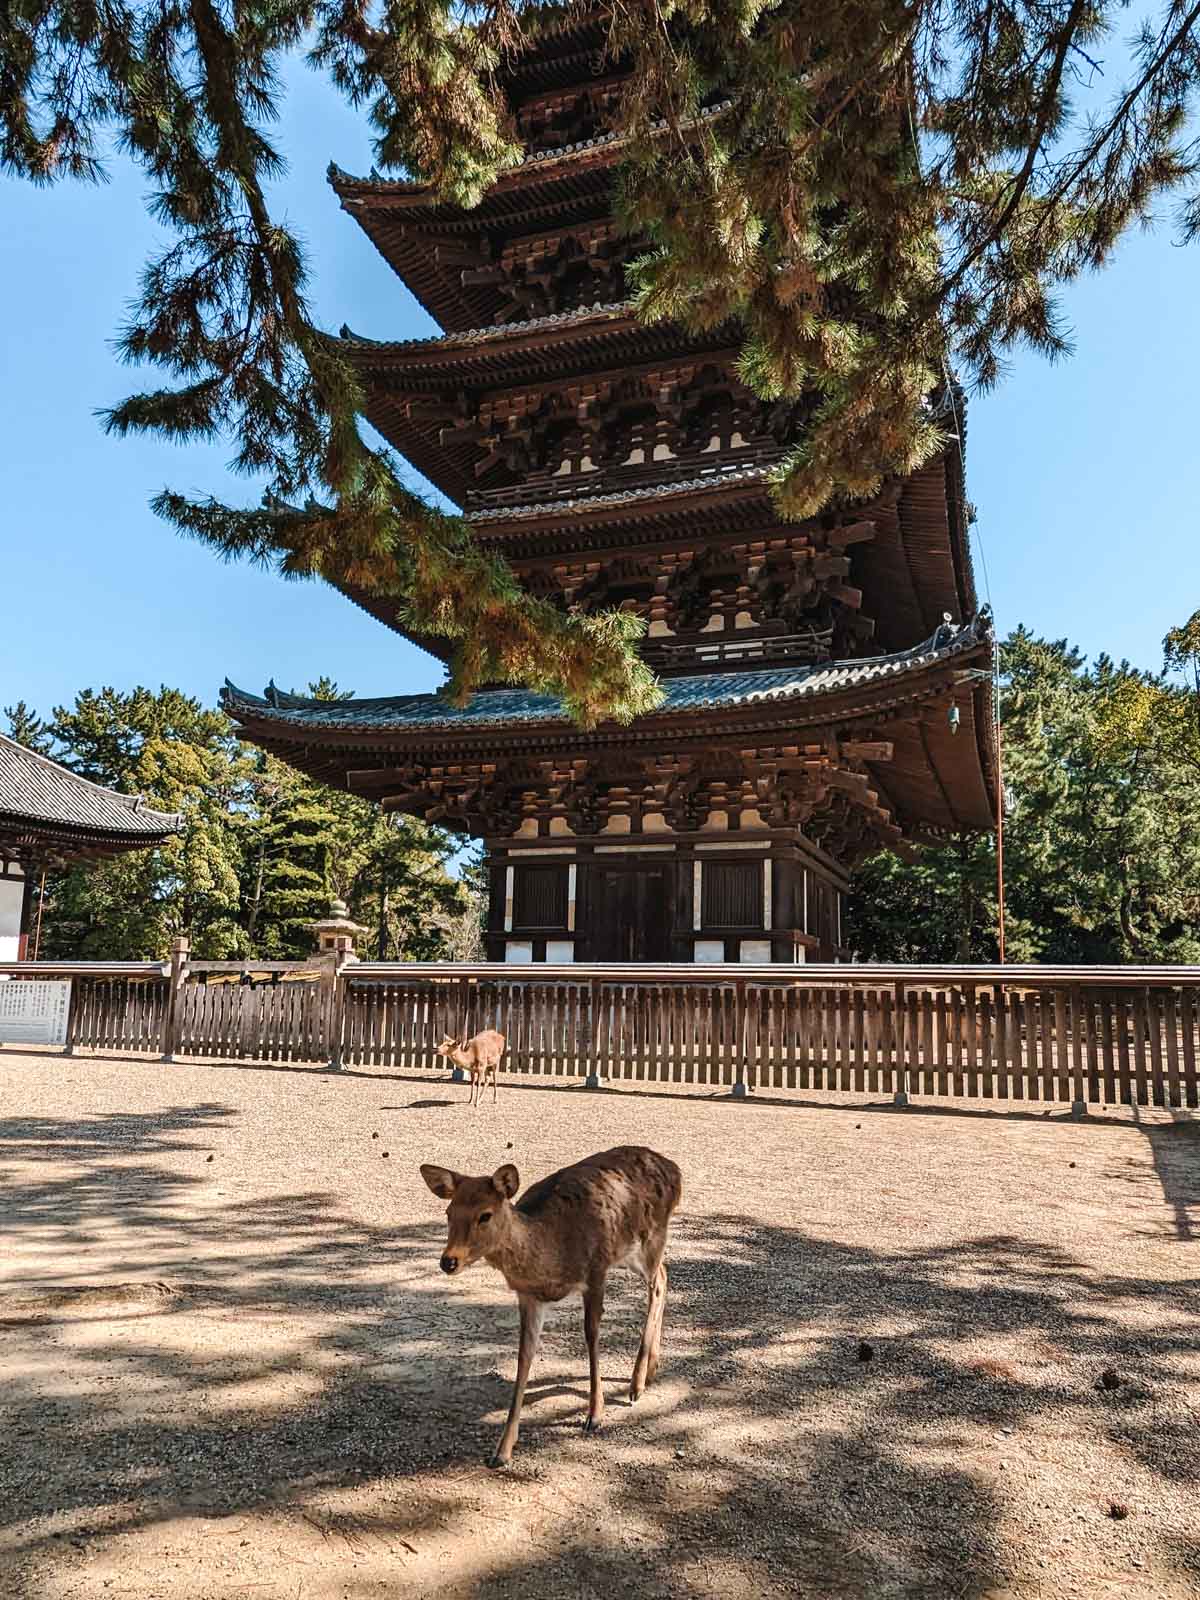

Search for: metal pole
xmin=32 ymin=867 xmax=47 ymax=962
xmin=994 ymin=642 xmax=1006 ymax=964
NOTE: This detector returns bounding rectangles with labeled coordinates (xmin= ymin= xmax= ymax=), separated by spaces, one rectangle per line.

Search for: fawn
xmin=435 ymin=1029 xmax=506 ymax=1107
xmin=420 ymin=1145 xmax=682 ymax=1465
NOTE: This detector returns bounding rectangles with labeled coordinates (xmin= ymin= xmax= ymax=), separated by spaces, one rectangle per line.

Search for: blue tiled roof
xmin=222 ymin=616 xmax=990 ymax=735
xmin=0 ymin=734 xmax=181 ymax=838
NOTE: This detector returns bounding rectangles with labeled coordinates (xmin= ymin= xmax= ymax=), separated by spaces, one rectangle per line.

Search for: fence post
xmin=449 ymin=977 xmax=469 ymax=1081
xmin=893 ymin=979 xmax=910 ymax=1106
xmin=585 ymin=976 xmax=603 ymax=1088
xmin=160 ymin=935 xmax=190 ymax=1062
xmin=731 ymin=976 xmax=750 ymax=1098
xmin=61 ymin=975 xmax=80 ymax=1056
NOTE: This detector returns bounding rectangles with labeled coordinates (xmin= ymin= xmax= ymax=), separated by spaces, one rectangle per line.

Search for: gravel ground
xmin=0 ymin=1048 xmax=1197 ymax=1600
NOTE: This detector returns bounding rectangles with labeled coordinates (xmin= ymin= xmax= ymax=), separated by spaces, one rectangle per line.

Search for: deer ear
xmin=420 ymin=1163 xmax=461 ymax=1200
xmin=491 ymin=1163 xmax=520 ymax=1200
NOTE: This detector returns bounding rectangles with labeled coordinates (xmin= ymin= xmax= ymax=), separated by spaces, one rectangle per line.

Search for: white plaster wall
xmin=0 ymin=875 xmax=23 ymax=961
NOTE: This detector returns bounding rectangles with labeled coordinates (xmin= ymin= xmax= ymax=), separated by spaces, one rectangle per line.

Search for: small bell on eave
xmin=948 ymin=703 xmax=961 ymax=735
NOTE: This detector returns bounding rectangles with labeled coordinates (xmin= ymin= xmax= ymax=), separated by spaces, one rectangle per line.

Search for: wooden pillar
xmin=586 ymin=974 xmax=602 ymax=1087
xmin=893 ymin=977 xmax=909 ymax=1105
xmin=160 ymin=934 xmax=191 ymax=1061
xmin=17 ymin=867 xmax=35 ymax=961
xmin=731 ymin=975 xmax=750 ymax=1096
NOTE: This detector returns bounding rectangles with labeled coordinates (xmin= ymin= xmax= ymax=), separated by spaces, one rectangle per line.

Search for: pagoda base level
xmin=484 ymin=835 xmax=850 ymax=965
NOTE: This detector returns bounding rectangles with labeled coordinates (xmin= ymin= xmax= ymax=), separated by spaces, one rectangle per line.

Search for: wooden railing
xmin=3 ymin=955 xmax=1199 ymax=1109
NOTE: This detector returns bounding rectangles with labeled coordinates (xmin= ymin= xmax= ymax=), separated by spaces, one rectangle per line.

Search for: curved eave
xmin=331 ymin=104 xmax=727 ymax=209
xmin=329 ymin=105 xmax=728 ymax=330
xmin=332 ymin=579 xmax=455 ymax=665
xmin=337 ymin=301 xmax=636 ymax=364
xmin=222 ymin=621 xmax=996 ymax=836
xmin=351 ymin=323 xmax=742 ymax=506
xmin=0 ymin=813 xmax=180 ymax=861
xmin=331 ymin=144 xmax=620 ymax=334
xmin=334 ymin=447 xmax=976 ymax=663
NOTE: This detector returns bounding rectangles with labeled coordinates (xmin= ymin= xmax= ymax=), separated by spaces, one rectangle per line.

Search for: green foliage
xmin=27 ymin=682 xmax=470 ymax=962
xmin=36 ymin=687 xmax=248 ymax=959
xmin=4 ymin=701 xmax=53 ymax=753
xmin=5 ymin=1 xmax=1200 ymax=711
xmin=848 ymin=626 xmax=1200 ymax=962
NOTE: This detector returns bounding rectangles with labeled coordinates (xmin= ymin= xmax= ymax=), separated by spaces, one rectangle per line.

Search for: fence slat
xmin=19 ymin=961 xmax=1200 ymax=1113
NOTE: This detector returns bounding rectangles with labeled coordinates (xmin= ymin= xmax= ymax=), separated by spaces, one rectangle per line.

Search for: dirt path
xmin=1 ymin=1049 xmax=1197 ymax=1600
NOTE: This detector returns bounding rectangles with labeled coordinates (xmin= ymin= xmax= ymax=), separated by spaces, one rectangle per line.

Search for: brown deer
xmin=419 ymin=1145 xmax=682 ymax=1466
xmin=434 ymin=1029 xmax=505 ymax=1107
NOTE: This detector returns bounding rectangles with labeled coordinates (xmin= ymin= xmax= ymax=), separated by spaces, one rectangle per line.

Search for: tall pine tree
xmin=847 ymin=628 xmax=1200 ymax=962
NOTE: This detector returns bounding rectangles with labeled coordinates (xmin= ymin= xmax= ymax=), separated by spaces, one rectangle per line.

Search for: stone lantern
xmin=306 ymin=897 xmax=367 ymax=961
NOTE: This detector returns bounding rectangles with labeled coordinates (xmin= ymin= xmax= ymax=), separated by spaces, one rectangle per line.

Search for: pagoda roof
xmin=465 ymin=459 xmax=774 ymax=526
xmin=224 ymin=617 xmax=987 ymax=735
xmin=325 ymin=446 xmax=978 ymax=667
xmin=0 ymin=733 xmax=182 ymax=860
xmin=328 ymin=103 xmax=730 ymax=331
xmin=497 ymin=11 xmax=615 ymax=95
xmin=340 ymin=308 xmax=740 ymax=504
xmin=222 ymin=614 xmax=996 ymax=838
xmin=329 ymin=102 xmax=728 ymax=204
xmin=338 ymin=301 xmax=633 ymax=353
xmin=336 ymin=301 xmax=715 ymax=386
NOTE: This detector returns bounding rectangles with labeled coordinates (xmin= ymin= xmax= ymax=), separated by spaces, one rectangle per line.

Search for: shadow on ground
xmin=0 ymin=1098 xmax=1197 ymax=1599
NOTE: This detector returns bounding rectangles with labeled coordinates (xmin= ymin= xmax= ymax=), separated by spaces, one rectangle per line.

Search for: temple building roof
xmin=331 ymin=446 xmax=977 ymax=670
xmin=0 ymin=733 xmax=182 ymax=861
xmin=221 ymin=615 xmax=996 ymax=840
xmin=327 ymin=105 xmax=730 ymax=332
xmin=336 ymin=301 xmax=636 ymax=356
xmin=224 ymin=616 xmax=987 ymax=736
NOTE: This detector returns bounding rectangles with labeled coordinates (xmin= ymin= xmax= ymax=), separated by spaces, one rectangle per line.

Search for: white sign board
xmin=0 ymin=980 xmax=72 ymax=1045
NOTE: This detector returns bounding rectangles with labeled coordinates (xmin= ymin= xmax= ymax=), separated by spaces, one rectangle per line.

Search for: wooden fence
xmin=3 ymin=954 xmax=1199 ymax=1110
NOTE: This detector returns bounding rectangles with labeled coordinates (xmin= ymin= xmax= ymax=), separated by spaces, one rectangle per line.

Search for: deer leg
xmin=645 ymin=1260 xmax=668 ymax=1385
xmin=493 ymin=1294 xmax=545 ymax=1467
xmin=630 ymin=1241 xmax=667 ymax=1402
xmin=582 ymin=1278 xmax=606 ymax=1433
xmin=493 ymin=1063 xmax=498 ymax=1104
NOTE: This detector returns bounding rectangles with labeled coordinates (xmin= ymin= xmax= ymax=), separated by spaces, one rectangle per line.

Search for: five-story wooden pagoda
xmin=224 ymin=15 xmax=997 ymax=963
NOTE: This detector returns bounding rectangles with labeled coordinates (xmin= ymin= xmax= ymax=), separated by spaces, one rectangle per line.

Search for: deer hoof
xmin=488 ymin=1451 xmax=514 ymax=1470
xmin=628 ymin=1382 xmax=644 ymax=1405
xmin=582 ymin=1415 xmax=604 ymax=1434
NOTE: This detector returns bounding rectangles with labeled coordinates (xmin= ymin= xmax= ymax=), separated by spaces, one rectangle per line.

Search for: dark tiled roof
xmin=223 ymin=616 xmax=991 ymax=735
xmin=327 ymin=103 xmax=732 ymax=200
xmin=468 ymin=463 xmax=774 ymax=523
xmin=0 ymin=734 xmax=182 ymax=840
xmin=336 ymin=302 xmax=632 ymax=353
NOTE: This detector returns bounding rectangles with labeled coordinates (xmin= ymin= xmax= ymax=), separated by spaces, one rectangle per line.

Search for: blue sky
xmin=2 ymin=58 xmax=1197 ymax=721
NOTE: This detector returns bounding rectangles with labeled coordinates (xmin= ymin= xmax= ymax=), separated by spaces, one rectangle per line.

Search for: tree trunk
xmin=246 ymin=845 xmax=266 ymax=944
xmin=378 ymin=877 xmax=390 ymax=963
xmin=1118 ymin=878 xmax=1141 ymax=956
xmin=956 ymin=837 xmax=974 ymax=961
